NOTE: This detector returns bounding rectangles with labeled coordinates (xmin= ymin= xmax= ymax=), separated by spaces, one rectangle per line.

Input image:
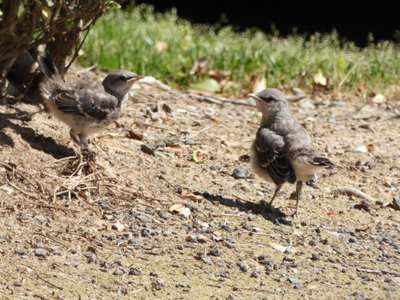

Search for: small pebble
xmin=237 ymin=262 xmax=249 ymax=273
xmin=200 ymin=255 xmax=213 ymax=265
xmin=157 ymin=211 xmax=172 ymax=220
xmin=208 ymin=248 xmax=222 ymax=257
xmin=309 ymin=239 xmax=318 ymax=246
xmin=383 ymin=285 xmax=396 ymax=292
xmin=15 ymin=249 xmax=28 ymax=256
xmin=129 ymin=268 xmax=142 ymax=276
xmin=299 ymin=98 xmax=316 ymax=110
xmin=311 ymin=253 xmax=320 ymax=261
xmin=242 ymin=223 xmax=253 ymax=231
xmin=232 ymin=164 xmax=250 ymax=179
xmin=185 ymin=235 xmax=197 ymax=243
xmin=113 ymin=269 xmax=125 ymax=276
xmin=135 ymin=212 xmax=151 ymax=223
xmin=349 ymin=236 xmax=358 ymax=243
xmin=197 ymin=234 xmax=208 ymax=243
xmin=151 ymin=277 xmax=164 ymax=291
xmin=250 ymin=270 xmax=259 ymax=278
xmin=34 ymin=248 xmax=47 ymax=258
xmin=248 ymin=215 xmax=257 ymax=221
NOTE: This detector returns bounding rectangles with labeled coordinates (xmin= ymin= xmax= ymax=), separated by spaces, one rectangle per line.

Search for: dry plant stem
xmin=335 ymin=186 xmax=375 ymax=202
xmin=35 ymin=271 xmax=64 ymax=291
xmin=1 ymin=162 xmax=44 ymax=193
xmin=52 ymin=158 xmax=87 ymax=202
xmin=4 ymin=175 xmax=40 ymax=200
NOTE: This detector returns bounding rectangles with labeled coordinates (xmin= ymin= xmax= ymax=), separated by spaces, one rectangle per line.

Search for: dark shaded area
xmin=196 ymin=191 xmax=294 ymax=226
xmin=0 ymin=104 xmax=75 ymax=159
xmin=132 ymin=0 xmax=400 ymax=46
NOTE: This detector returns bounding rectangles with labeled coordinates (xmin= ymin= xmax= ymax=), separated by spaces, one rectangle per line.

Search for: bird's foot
xmin=284 ymin=207 xmax=299 ymax=218
xmin=81 ymin=148 xmax=97 ymax=162
xmin=76 ymin=148 xmax=97 ymax=175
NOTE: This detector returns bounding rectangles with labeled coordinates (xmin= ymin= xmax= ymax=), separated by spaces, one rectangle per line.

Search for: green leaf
xmin=190 ymin=78 xmax=220 ymax=93
xmin=336 ymin=54 xmax=346 ymax=76
xmin=105 ymin=0 xmax=121 ymax=9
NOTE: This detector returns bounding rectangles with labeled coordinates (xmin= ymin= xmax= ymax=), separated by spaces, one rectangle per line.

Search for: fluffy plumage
xmin=38 ymin=53 xmax=143 ymax=150
xmin=249 ymin=88 xmax=334 ymax=216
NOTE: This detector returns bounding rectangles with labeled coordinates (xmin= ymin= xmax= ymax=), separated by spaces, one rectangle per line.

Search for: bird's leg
xmin=79 ymin=133 xmax=96 ymax=160
xmin=293 ymin=181 xmax=303 ymax=217
xmin=269 ymin=184 xmax=283 ymax=206
xmin=79 ymin=133 xmax=89 ymax=150
xmin=69 ymin=129 xmax=80 ymax=146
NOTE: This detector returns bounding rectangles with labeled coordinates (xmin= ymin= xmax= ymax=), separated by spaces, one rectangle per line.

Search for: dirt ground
xmin=0 ymin=69 xmax=399 ymax=300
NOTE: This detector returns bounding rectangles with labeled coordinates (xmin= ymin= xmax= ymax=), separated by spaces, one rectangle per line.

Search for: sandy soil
xmin=0 ymin=70 xmax=399 ymax=300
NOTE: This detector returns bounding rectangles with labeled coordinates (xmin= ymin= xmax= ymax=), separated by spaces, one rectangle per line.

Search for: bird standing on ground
xmin=249 ymin=89 xmax=335 ymax=216
xmin=38 ymin=53 xmax=143 ymax=152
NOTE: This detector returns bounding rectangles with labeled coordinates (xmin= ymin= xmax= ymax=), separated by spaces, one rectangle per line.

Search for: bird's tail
xmin=37 ymin=52 xmax=63 ymax=82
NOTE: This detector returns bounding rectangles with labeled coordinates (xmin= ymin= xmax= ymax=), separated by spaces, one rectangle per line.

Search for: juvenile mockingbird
xmin=249 ymin=89 xmax=334 ymax=216
xmin=38 ymin=53 xmax=143 ymax=150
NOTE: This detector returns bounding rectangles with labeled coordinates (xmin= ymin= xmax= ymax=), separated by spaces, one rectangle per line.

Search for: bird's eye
xmin=263 ymin=97 xmax=275 ymax=102
xmin=119 ymin=75 xmax=126 ymax=81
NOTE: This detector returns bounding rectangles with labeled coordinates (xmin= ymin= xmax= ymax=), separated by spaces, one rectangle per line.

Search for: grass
xmin=81 ymin=4 xmax=400 ymax=96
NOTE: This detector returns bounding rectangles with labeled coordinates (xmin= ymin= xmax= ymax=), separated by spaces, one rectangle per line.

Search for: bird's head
xmin=103 ymin=70 xmax=144 ymax=99
xmin=248 ymin=88 xmax=289 ymax=118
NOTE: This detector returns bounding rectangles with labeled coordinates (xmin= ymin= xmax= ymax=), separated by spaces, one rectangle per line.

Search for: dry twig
xmin=334 ymin=186 xmax=375 ymax=202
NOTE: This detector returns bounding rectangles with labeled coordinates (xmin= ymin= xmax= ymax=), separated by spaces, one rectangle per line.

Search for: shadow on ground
xmin=197 ymin=191 xmax=294 ymax=226
xmin=0 ymin=108 xmax=75 ymax=158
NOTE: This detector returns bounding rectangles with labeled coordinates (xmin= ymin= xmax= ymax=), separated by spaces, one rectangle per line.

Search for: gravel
xmin=232 ymin=164 xmax=250 ymax=179
xmin=34 ymin=248 xmax=47 ymax=258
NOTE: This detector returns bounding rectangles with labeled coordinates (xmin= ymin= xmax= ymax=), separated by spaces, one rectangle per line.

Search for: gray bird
xmin=249 ymin=88 xmax=334 ymax=216
xmin=38 ymin=53 xmax=143 ymax=151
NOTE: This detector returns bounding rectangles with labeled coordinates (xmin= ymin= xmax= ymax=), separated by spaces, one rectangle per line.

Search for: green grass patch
xmin=81 ymin=4 xmax=400 ymax=95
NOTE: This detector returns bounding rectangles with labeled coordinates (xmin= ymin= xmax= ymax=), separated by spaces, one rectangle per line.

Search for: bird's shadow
xmin=195 ymin=191 xmax=294 ymax=226
xmin=0 ymin=105 xmax=75 ymax=159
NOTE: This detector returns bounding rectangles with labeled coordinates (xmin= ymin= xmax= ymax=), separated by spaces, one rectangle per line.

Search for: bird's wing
xmin=255 ymin=128 xmax=296 ymax=184
xmin=50 ymin=88 xmax=118 ymax=121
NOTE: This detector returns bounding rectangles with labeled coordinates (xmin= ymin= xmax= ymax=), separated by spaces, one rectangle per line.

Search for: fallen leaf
xmin=372 ymin=93 xmax=385 ymax=104
xmin=184 ymin=193 xmax=203 ymax=202
xmin=169 ymin=204 xmax=191 ymax=218
xmin=252 ymin=76 xmax=267 ymax=93
xmin=313 ymin=69 xmax=327 ymax=86
xmin=355 ymin=145 xmax=368 ymax=153
xmin=206 ymin=115 xmax=222 ymax=123
xmin=270 ymin=243 xmax=287 ymax=252
xmin=78 ymin=191 xmax=88 ymax=200
xmin=192 ymin=150 xmax=206 ymax=164
xmin=367 ymin=143 xmax=375 ymax=153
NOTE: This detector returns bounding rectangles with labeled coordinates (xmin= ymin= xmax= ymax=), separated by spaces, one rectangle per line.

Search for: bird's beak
xmin=248 ymin=93 xmax=262 ymax=101
xmin=127 ymin=75 xmax=144 ymax=83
